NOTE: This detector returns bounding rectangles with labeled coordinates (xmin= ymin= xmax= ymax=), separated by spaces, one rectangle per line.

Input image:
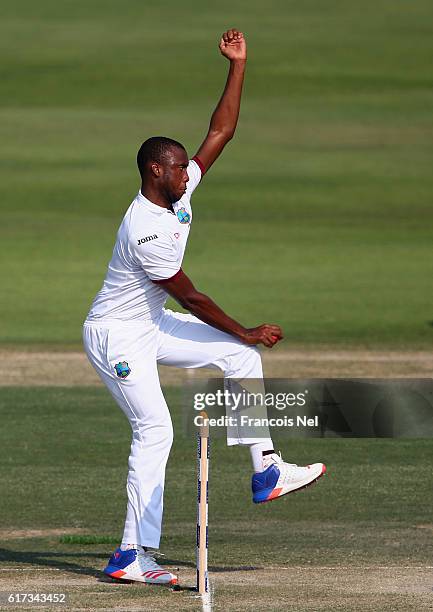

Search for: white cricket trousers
xmin=83 ymin=308 xmax=267 ymax=549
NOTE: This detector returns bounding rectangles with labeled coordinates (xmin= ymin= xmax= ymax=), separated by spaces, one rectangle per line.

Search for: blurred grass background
xmin=1 ymin=0 xmax=432 ymax=348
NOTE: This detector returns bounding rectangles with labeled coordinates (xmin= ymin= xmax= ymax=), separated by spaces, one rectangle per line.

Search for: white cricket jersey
xmin=86 ymin=158 xmax=203 ymax=322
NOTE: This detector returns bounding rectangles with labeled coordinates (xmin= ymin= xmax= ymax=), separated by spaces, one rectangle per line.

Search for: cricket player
xmin=83 ymin=29 xmax=326 ymax=586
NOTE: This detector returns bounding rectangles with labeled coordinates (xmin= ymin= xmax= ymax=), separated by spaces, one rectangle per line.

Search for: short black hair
xmin=137 ymin=136 xmax=186 ymax=178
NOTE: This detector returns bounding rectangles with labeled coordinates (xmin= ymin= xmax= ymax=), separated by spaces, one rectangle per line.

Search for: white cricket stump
xmin=196 ymin=410 xmax=211 ymax=609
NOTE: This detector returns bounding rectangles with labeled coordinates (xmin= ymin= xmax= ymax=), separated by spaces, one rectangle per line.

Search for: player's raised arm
xmin=194 ymin=29 xmax=247 ymax=174
xmin=155 ymin=269 xmax=283 ymax=348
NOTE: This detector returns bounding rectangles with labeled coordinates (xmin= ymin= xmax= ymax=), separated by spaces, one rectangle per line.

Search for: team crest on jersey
xmin=176 ymin=207 xmax=191 ymax=224
xmin=114 ymin=361 xmax=131 ymax=379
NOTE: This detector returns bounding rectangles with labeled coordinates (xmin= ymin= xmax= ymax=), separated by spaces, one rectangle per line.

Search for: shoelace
xmin=137 ymin=550 xmax=165 ymax=570
xmin=264 ymin=451 xmax=297 ymax=468
xmin=280 ymin=463 xmax=303 ymax=483
xmin=263 ymin=453 xmax=305 ymax=484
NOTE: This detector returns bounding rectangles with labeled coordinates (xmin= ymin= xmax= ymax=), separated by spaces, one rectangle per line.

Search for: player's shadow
xmin=0 ymin=548 xmax=260 ymax=579
xmin=0 ymin=548 xmax=199 ymax=578
xmin=0 ymin=548 xmax=105 ymax=578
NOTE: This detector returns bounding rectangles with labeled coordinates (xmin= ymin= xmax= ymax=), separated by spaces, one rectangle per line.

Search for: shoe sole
xmin=104 ymin=566 xmax=177 ymax=585
xmin=253 ymin=464 xmax=327 ymax=504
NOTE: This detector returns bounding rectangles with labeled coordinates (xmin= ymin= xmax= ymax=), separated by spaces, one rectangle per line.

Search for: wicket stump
xmin=196 ymin=410 xmax=210 ymax=595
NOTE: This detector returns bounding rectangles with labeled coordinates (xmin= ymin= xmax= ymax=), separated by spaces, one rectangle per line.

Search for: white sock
xmin=120 ymin=543 xmax=145 ymax=553
xmin=249 ymin=441 xmax=274 ymax=472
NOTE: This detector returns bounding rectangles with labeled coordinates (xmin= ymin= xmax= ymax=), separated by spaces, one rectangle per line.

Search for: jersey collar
xmin=137 ymin=191 xmax=171 ymax=215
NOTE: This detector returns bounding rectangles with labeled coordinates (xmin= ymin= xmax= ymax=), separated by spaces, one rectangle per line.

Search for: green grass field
xmin=1 ymin=0 xmax=433 ymax=348
xmin=1 ymin=387 xmax=432 ymax=610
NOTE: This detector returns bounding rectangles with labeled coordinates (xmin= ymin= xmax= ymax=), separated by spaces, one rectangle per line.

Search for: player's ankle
xmin=249 ymin=441 xmax=275 ymax=472
xmin=120 ymin=543 xmax=146 ymax=553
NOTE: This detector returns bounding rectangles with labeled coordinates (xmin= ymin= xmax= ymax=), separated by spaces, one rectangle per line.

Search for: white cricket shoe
xmin=103 ymin=546 xmax=178 ymax=585
xmin=252 ymin=453 xmax=326 ymax=503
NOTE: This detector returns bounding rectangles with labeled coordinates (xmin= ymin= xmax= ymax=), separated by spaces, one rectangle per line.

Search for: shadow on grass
xmin=0 ymin=548 xmax=188 ymax=575
xmin=0 ymin=547 xmax=262 ymax=579
xmin=0 ymin=548 xmax=106 ymax=578
xmin=209 ymin=565 xmax=262 ymax=572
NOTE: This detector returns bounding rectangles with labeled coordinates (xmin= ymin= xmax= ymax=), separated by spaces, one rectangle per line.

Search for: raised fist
xmin=219 ymin=29 xmax=247 ymax=62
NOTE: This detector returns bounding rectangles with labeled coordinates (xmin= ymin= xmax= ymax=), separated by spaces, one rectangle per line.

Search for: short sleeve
xmin=185 ymin=157 xmax=204 ymax=197
xmin=131 ymin=232 xmax=181 ymax=281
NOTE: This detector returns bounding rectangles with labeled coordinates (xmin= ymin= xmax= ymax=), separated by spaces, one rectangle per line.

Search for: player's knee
xmin=165 ymin=421 xmax=174 ymax=449
xmin=244 ymin=345 xmax=263 ymax=377
xmin=229 ymin=345 xmax=263 ymax=378
xmin=133 ymin=419 xmax=173 ymax=452
xmin=154 ymin=420 xmax=174 ymax=450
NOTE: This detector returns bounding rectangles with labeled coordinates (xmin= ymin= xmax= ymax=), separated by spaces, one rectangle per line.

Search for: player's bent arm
xmin=194 ymin=29 xmax=247 ymax=174
xmin=154 ymin=269 xmax=283 ymax=348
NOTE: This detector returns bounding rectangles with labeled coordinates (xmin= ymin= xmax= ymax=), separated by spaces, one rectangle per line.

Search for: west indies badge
xmin=176 ymin=207 xmax=191 ymax=224
xmin=114 ymin=361 xmax=131 ymax=379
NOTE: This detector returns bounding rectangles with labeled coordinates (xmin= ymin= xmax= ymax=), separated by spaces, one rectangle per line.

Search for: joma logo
xmin=137 ymin=234 xmax=158 ymax=245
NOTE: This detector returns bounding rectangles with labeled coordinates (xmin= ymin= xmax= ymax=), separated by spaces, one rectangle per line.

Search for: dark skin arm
xmin=158 ymin=270 xmax=283 ymax=348
xmin=194 ymin=29 xmax=247 ymax=173
xmin=153 ymin=30 xmax=283 ymax=348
